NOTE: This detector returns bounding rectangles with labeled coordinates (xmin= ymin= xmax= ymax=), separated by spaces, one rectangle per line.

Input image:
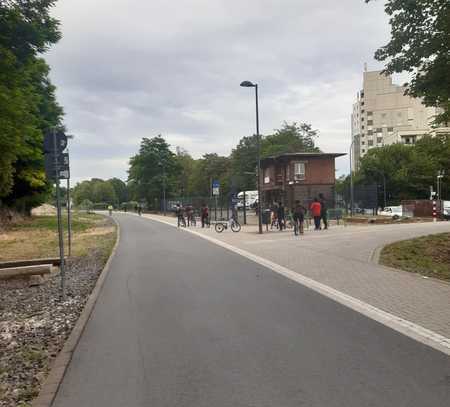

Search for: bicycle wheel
xmin=215 ymin=223 xmax=225 ymax=233
xmin=293 ymin=220 xmax=298 ymax=236
xmin=231 ymin=221 xmax=241 ymax=232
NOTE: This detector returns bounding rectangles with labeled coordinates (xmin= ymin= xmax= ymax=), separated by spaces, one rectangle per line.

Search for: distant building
xmin=260 ymin=152 xmax=345 ymax=209
xmin=351 ymin=69 xmax=449 ymax=170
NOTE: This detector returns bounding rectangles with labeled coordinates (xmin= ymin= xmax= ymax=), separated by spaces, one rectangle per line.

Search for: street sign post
xmin=43 ymin=129 xmax=70 ymax=300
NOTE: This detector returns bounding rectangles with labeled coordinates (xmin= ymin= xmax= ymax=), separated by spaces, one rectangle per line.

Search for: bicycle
xmin=214 ymin=218 xmax=241 ymax=233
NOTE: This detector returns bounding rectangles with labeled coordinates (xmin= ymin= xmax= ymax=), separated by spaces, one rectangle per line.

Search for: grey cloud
xmin=46 ymin=0 xmax=390 ymax=183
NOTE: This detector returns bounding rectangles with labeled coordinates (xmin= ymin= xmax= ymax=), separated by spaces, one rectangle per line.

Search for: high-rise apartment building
xmin=351 ymin=70 xmax=447 ymax=170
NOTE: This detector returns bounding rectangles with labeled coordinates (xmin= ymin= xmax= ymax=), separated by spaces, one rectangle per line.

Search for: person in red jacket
xmin=310 ymin=198 xmax=322 ymax=230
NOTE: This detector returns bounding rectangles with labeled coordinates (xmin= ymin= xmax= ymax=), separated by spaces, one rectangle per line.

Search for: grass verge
xmin=380 ymin=233 xmax=450 ymax=282
xmin=0 ymin=211 xmax=115 ymax=262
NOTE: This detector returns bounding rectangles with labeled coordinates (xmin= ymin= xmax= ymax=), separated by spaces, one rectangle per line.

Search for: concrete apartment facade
xmin=351 ymin=70 xmax=448 ymax=170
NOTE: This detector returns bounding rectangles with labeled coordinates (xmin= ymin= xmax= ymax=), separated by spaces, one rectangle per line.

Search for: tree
xmin=262 ymin=122 xmax=320 ymax=157
xmin=190 ymin=154 xmax=231 ymax=198
xmin=366 ymin=0 xmax=450 ymax=125
xmin=355 ymin=136 xmax=450 ymax=204
xmin=107 ymin=178 xmax=128 ymax=204
xmin=230 ymin=135 xmax=259 ymax=191
xmin=128 ymin=136 xmax=180 ymax=208
xmin=0 ymin=0 xmax=63 ymax=212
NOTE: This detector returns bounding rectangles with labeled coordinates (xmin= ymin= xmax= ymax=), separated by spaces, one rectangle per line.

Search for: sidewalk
xmin=144 ymin=213 xmax=450 ymax=339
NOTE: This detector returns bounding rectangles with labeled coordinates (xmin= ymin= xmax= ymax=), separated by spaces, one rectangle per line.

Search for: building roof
xmin=261 ymin=152 xmax=346 ymax=165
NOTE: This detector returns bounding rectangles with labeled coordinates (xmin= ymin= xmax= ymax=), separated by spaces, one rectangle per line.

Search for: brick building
xmin=261 ymin=152 xmax=345 ymax=209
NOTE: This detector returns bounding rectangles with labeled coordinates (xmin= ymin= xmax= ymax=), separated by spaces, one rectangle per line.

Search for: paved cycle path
xmin=53 ymin=214 xmax=450 ymax=407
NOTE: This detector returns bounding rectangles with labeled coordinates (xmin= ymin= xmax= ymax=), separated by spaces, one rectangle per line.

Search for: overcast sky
xmin=46 ymin=0 xmax=396 ymax=184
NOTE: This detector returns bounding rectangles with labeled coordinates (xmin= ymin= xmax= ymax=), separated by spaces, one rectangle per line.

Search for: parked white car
xmin=379 ymin=206 xmax=403 ymax=219
xmin=443 ymin=201 xmax=450 ymax=220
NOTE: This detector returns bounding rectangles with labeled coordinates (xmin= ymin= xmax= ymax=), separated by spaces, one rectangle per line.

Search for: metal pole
xmin=255 ymin=84 xmax=263 ymax=234
xmin=243 ymin=190 xmax=247 ymax=225
xmin=67 ymin=175 xmax=72 ymax=257
xmin=383 ymin=173 xmax=387 ymax=208
xmin=349 ymin=139 xmax=354 ymax=216
xmin=162 ymin=164 xmax=166 ymax=216
xmin=53 ymin=129 xmax=65 ymax=300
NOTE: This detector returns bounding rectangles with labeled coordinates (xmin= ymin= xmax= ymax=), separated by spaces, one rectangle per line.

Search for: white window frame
xmin=294 ymin=162 xmax=305 ymax=181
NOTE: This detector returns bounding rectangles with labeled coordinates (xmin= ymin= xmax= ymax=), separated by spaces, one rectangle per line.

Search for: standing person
xmin=292 ymin=200 xmax=306 ymax=235
xmin=318 ymin=193 xmax=328 ymax=230
xmin=270 ymin=203 xmax=278 ymax=229
xmin=175 ymin=204 xmax=185 ymax=227
xmin=201 ymin=203 xmax=209 ymax=228
xmin=310 ymin=198 xmax=322 ymax=230
xmin=277 ymin=201 xmax=285 ymax=231
xmin=137 ymin=204 xmax=142 ymax=216
xmin=107 ymin=204 xmax=113 ymax=216
xmin=185 ymin=204 xmax=194 ymax=226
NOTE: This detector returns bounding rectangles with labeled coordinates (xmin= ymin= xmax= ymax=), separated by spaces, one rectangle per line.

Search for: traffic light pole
xmin=53 ymin=128 xmax=66 ymax=300
xmin=67 ymin=175 xmax=72 ymax=257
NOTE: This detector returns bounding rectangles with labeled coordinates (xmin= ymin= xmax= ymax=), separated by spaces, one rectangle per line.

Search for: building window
xmin=361 ymin=117 xmax=365 ymax=121
xmin=376 ymin=128 xmax=382 ymax=133
xmin=361 ymin=141 xmax=365 ymax=145
xmin=368 ymin=140 xmax=374 ymax=146
xmin=377 ymin=137 xmax=383 ymax=144
xmin=294 ymin=162 xmax=305 ymax=180
xmin=387 ymin=127 xmax=393 ymax=132
xmin=367 ymin=111 xmax=373 ymax=116
xmin=367 ymin=120 xmax=373 ymax=125
xmin=367 ymin=130 xmax=373 ymax=135
xmin=362 ymin=149 xmax=366 ymax=153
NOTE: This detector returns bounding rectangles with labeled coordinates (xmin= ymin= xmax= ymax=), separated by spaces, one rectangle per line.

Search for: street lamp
xmin=240 ymin=80 xmax=263 ymax=234
xmin=158 ymin=160 xmax=166 ymax=216
xmin=349 ymin=139 xmax=354 ymax=216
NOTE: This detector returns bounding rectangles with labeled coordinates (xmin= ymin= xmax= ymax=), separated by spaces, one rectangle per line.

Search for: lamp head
xmin=240 ymin=80 xmax=256 ymax=87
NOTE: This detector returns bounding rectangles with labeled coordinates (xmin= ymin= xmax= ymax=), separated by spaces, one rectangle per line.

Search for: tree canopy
xmin=346 ymin=136 xmax=450 ymax=205
xmin=0 ymin=0 xmax=63 ymax=212
xmin=366 ymin=0 xmax=450 ymax=125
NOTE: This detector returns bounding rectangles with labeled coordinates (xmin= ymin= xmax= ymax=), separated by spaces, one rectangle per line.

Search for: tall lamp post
xmin=240 ymin=80 xmax=263 ymax=234
xmin=158 ymin=160 xmax=166 ymax=216
xmin=349 ymin=139 xmax=354 ymax=216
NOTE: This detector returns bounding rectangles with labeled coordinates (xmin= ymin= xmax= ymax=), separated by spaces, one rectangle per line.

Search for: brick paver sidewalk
xmin=144 ymin=213 xmax=450 ymax=339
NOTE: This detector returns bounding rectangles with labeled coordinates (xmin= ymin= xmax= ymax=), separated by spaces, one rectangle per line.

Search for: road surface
xmin=53 ymin=213 xmax=450 ymax=407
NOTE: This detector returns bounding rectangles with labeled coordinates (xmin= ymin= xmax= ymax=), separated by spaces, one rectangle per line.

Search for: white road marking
xmin=143 ymin=214 xmax=450 ymax=356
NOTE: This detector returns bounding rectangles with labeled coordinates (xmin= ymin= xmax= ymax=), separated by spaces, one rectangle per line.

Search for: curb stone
xmin=31 ymin=216 xmax=121 ymax=407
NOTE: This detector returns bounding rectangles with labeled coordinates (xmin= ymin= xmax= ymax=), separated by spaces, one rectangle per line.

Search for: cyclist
xmin=292 ymin=200 xmax=306 ymax=236
xmin=108 ymin=205 xmax=113 ymax=216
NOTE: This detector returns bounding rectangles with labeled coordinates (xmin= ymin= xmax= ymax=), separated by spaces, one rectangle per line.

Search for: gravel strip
xmin=0 ymin=250 xmax=107 ymax=407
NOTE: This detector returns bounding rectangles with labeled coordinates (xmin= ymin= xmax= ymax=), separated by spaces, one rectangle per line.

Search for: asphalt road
xmin=53 ymin=213 xmax=450 ymax=407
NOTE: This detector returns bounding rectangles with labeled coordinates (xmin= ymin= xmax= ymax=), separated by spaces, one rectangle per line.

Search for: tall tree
xmin=262 ymin=122 xmax=320 ymax=157
xmin=0 ymin=0 xmax=63 ymax=212
xmin=107 ymin=178 xmax=128 ymax=204
xmin=366 ymin=0 xmax=450 ymax=125
xmin=128 ymin=136 xmax=180 ymax=208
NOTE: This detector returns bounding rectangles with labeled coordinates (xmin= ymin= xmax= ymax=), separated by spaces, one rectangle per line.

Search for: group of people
xmin=270 ymin=193 xmax=328 ymax=234
xmin=174 ymin=203 xmax=210 ymax=228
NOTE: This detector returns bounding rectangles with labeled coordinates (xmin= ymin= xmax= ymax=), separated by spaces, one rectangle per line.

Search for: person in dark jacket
xmin=318 ymin=193 xmax=328 ymax=230
xmin=277 ymin=202 xmax=285 ymax=231
xmin=292 ymin=200 xmax=306 ymax=235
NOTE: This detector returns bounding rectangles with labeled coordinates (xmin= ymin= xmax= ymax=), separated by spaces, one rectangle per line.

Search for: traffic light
xmin=43 ymin=130 xmax=70 ymax=181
